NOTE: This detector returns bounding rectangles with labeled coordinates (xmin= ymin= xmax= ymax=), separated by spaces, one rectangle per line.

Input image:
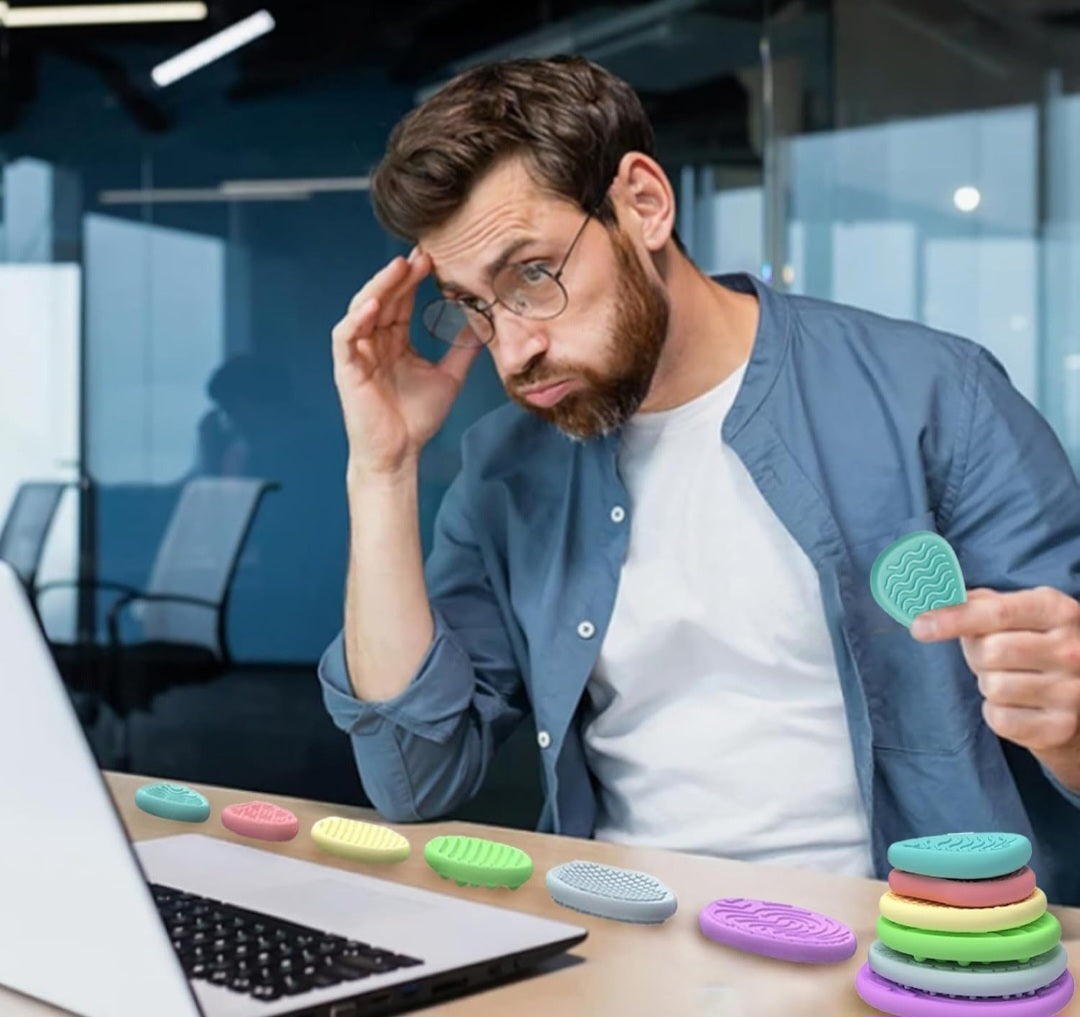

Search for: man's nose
xmin=490 ymin=307 xmax=550 ymax=376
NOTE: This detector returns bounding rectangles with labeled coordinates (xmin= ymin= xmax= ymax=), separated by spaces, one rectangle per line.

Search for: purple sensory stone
xmin=855 ymin=964 xmax=1075 ymax=1017
xmin=698 ymin=897 xmax=857 ymax=963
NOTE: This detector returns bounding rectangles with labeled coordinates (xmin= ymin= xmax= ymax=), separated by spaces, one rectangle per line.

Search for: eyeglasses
xmin=421 ymin=210 xmax=594 ymax=348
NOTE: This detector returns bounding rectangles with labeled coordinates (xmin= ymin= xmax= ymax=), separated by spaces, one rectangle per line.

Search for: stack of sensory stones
xmin=855 ymin=832 xmax=1074 ymax=1016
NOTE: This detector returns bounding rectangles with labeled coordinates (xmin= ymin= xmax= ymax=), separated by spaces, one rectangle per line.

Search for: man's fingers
xmin=963 ymin=630 xmax=1061 ymax=673
xmin=436 ymin=341 xmax=483 ymax=386
xmin=346 ymin=255 xmax=413 ymax=316
xmin=377 ymin=248 xmax=432 ymax=330
xmin=332 ymin=298 xmax=377 ymax=353
xmin=334 ymin=296 xmax=378 ymax=338
xmin=976 ymin=669 xmax=1057 ymax=709
xmin=982 ymin=700 xmax=1079 ymax=752
xmin=912 ymin=588 xmax=1073 ymax=641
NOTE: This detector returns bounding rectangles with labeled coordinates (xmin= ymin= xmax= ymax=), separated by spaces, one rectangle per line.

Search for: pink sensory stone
xmin=221 ymin=800 xmax=300 ymax=842
xmin=887 ymin=866 xmax=1036 ymax=908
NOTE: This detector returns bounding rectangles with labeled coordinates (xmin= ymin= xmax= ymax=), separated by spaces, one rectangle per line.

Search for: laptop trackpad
xmin=257 ymin=877 xmax=434 ymax=934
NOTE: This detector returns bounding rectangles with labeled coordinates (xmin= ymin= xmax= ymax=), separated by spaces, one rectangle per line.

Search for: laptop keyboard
xmin=152 ymin=883 xmax=424 ymax=1002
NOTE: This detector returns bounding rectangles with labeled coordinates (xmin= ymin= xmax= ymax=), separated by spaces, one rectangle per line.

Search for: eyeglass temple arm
xmin=553 ymin=210 xmax=595 ymax=282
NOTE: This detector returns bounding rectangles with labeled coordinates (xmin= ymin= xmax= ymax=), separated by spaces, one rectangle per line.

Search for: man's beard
xmin=507 ymin=226 xmax=670 ymax=441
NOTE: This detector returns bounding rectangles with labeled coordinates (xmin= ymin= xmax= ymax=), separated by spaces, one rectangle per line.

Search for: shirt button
xmin=577 ymin=620 xmax=596 ymax=639
xmin=537 ymin=730 xmax=552 ymax=749
xmin=610 ymin=505 xmax=626 ymax=523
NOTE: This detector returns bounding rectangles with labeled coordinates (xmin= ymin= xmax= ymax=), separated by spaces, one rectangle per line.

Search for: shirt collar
xmin=589 ymin=272 xmax=789 ymax=457
xmin=714 ymin=273 xmax=791 ymax=440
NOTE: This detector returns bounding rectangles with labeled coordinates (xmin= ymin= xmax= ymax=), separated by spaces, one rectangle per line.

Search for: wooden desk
xmin=3 ymin=772 xmax=1078 ymax=1017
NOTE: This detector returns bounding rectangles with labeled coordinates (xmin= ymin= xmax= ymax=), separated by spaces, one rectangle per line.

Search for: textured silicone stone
xmin=134 ymin=782 xmax=210 ymax=823
xmin=697 ymin=897 xmax=857 ymax=963
xmin=221 ymin=801 xmax=299 ymax=842
xmin=423 ymin=835 xmax=532 ymax=889
xmin=887 ymin=832 xmax=1032 ymax=881
xmin=867 ymin=940 xmax=1069 ymax=999
xmin=310 ymin=817 xmax=410 ymax=863
xmin=855 ymin=964 xmax=1073 ymax=1017
xmin=545 ymin=860 xmax=677 ymax=924
xmin=870 ymin=531 xmax=966 ymax=626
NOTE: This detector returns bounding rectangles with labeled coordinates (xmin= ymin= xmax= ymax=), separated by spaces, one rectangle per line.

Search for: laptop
xmin=0 ymin=559 xmax=587 ymax=1017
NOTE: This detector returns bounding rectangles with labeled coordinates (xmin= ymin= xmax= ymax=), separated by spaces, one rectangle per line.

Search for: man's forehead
xmin=422 ymin=158 xmax=574 ymax=249
xmin=423 ymin=199 xmax=536 ymax=262
xmin=423 ymin=201 xmax=580 ymax=296
xmin=462 ymin=156 xmax=550 ymax=211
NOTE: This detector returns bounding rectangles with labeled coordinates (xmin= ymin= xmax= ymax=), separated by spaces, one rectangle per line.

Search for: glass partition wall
xmin=1 ymin=1 xmax=1078 ymax=801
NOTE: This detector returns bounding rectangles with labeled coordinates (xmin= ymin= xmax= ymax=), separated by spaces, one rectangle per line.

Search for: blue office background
xmin=4 ymin=8 xmax=1078 ymax=665
xmin=0 ymin=53 xmax=508 ymax=663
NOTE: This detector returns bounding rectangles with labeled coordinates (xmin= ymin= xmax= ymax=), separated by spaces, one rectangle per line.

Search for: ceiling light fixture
xmin=98 ymin=176 xmax=370 ymax=204
xmin=0 ymin=2 xmax=207 ymax=28
xmin=219 ymin=176 xmax=370 ymax=196
xmin=98 ymin=187 xmax=310 ymax=204
xmin=150 ymin=9 xmax=275 ymax=87
xmin=953 ymin=186 xmax=981 ymax=213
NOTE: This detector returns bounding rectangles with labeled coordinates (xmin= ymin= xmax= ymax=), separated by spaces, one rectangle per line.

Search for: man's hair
xmin=369 ymin=56 xmax=658 ymax=242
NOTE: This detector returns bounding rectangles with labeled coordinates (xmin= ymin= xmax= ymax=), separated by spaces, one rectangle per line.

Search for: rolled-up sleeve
xmin=944 ymin=347 xmax=1080 ymax=811
xmin=317 ymin=470 xmax=528 ymax=822
xmin=1040 ymin=764 xmax=1080 ymax=810
xmin=319 ymin=613 xmax=477 ymax=743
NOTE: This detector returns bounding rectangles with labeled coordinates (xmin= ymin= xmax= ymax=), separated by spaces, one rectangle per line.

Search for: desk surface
xmin=3 ymin=771 xmax=1078 ymax=1017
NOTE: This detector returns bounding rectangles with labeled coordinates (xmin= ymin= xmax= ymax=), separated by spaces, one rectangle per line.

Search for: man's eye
xmin=517 ymin=263 xmax=550 ymax=285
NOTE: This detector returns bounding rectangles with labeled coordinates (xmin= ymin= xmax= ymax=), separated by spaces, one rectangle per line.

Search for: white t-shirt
xmin=582 ymin=363 xmax=874 ymax=877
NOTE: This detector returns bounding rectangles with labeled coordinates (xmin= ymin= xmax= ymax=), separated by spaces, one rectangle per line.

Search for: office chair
xmin=40 ymin=476 xmax=278 ymax=723
xmin=0 ymin=480 xmax=68 ymax=596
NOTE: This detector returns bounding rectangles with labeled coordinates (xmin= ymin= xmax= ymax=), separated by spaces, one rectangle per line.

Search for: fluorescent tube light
xmin=0 ymin=2 xmax=207 ymax=28
xmin=98 ymin=176 xmax=370 ymax=204
xmin=98 ymin=187 xmax=310 ymax=204
xmin=219 ymin=176 xmax=370 ymax=195
xmin=150 ymin=8 xmax=275 ymax=87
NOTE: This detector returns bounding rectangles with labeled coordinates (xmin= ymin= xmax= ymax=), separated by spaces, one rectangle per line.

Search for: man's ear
xmin=611 ymin=151 xmax=676 ymax=253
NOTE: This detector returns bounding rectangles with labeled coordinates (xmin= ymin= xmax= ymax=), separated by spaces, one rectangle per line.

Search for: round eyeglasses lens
xmin=493 ymin=265 xmax=567 ymax=319
xmin=421 ymin=300 xmax=491 ymax=348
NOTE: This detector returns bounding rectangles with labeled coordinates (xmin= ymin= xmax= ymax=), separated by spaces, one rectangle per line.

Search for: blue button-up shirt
xmin=319 ymin=274 xmax=1080 ymax=905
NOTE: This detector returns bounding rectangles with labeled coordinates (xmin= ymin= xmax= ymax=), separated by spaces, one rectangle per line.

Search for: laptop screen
xmin=0 ymin=561 xmax=204 ymax=1017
